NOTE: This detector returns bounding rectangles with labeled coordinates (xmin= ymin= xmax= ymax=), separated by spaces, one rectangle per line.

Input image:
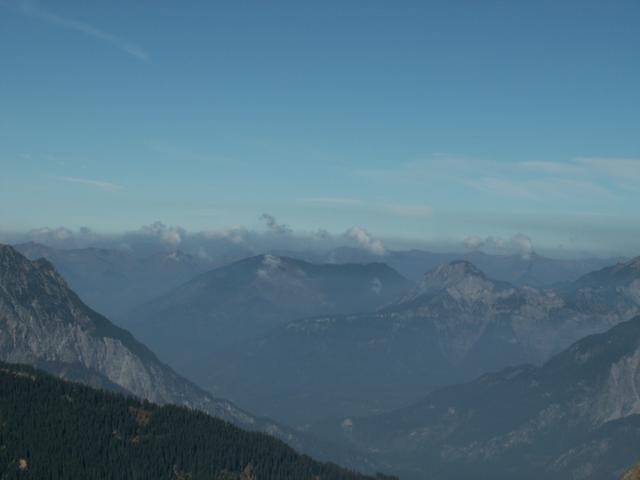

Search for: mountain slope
xmin=0 ymin=244 xmax=358 ymax=463
xmin=315 ymin=316 xmax=640 ymax=479
xmin=0 ymin=244 xmax=243 ymax=419
xmin=204 ymin=260 xmax=640 ymax=424
xmin=0 ymin=362 xmax=395 ymax=480
xmin=129 ymin=254 xmax=412 ymax=368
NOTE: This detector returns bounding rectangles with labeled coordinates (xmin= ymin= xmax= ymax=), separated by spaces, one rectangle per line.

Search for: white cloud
xmin=344 ymin=226 xmax=386 ymax=255
xmin=314 ymin=228 xmax=333 ymax=240
xmin=200 ymin=226 xmax=248 ymax=245
xmin=574 ymin=157 xmax=640 ymax=180
xmin=385 ymin=204 xmax=433 ymax=218
xmin=29 ymin=226 xmax=74 ymax=242
xmin=464 ymin=177 xmax=534 ymax=199
xmin=257 ymin=254 xmax=283 ymax=280
xmin=298 ymin=197 xmax=363 ymax=207
xmin=370 ymin=277 xmax=383 ymax=294
xmin=463 ymin=233 xmax=534 ymax=259
xmin=139 ymin=221 xmax=184 ymax=246
xmin=58 ymin=176 xmax=122 ymax=192
xmin=520 ymin=157 xmax=640 ymax=183
xmin=21 ymin=225 xmax=99 ymax=248
xmin=260 ymin=213 xmax=292 ymax=235
xmin=12 ymin=0 xmax=149 ymax=62
xmin=356 ymin=154 xmax=638 ymax=201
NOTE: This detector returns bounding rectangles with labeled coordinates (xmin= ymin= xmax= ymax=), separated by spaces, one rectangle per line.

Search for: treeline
xmin=0 ymin=363 xmax=396 ymax=480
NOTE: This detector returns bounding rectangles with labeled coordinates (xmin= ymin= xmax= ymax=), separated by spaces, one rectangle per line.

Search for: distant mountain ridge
xmin=128 ymin=253 xmax=412 ymax=369
xmin=275 ymin=246 xmax=623 ymax=286
xmin=14 ymin=242 xmax=621 ymax=324
xmin=13 ymin=242 xmax=219 ymax=320
xmin=202 ymin=258 xmax=640 ymax=424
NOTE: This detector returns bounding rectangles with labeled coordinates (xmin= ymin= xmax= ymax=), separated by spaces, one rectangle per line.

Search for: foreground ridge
xmin=0 ymin=362 xmax=396 ymax=480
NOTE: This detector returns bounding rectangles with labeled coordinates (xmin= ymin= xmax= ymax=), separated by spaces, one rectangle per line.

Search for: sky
xmin=1 ymin=0 xmax=639 ymax=256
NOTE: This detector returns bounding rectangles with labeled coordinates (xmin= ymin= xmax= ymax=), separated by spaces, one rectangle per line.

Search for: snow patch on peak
xmin=370 ymin=277 xmax=383 ymax=295
xmin=256 ymin=254 xmax=283 ymax=280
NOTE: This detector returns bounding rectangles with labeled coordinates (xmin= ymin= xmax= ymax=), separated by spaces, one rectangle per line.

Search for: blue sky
xmin=1 ymin=0 xmax=639 ymax=255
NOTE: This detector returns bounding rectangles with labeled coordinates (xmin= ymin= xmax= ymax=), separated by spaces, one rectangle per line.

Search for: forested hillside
xmin=0 ymin=362 xmax=395 ymax=480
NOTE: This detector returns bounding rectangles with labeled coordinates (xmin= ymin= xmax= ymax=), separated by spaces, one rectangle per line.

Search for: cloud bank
xmin=463 ymin=233 xmax=534 ymax=259
xmin=0 ymin=213 xmax=627 ymax=262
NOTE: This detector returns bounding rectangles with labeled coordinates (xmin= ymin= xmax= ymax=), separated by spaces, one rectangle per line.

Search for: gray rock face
xmin=315 ymin=317 xmax=640 ymax=479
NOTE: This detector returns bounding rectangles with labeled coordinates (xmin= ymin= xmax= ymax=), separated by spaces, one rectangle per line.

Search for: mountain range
xmin=127 ymin=254 xmax=412 ymax=369
xmin=275 ymin=246 xmax=622 ymax=286
xmin=3 ymin=240 xmax=640 ymax=478
xmin=0 ymin=244 xmax=371 ymax=468
xmin=13 ymin=242 xmax=621 ymax=324
xmin=197 ymin=257 xmax=640 ymax=425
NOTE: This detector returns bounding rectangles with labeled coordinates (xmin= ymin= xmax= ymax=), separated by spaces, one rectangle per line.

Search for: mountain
xmin=0 ymin=362 xmax=395 ymax=480
xmin=569 ymin=256 xmax=640 ymax=290
xmin=13 ymin=242 xmax=218 ymax=320
xmin=202 ymin=259 xmax=640 ymax=425
xmin=14 ymin=241 xmax=618 ymax=323
xmin=279 ymin=247 xmax=622 ymax=286
xmin=128 ymin=254 xmax=412 ymax=369
xmin=0 ymin=244 xmax=363 ymax=464
xmin=0 ymin=244 xmax=274 ymax=425
xmin=313 ymin=316 xmax=640 ymax=480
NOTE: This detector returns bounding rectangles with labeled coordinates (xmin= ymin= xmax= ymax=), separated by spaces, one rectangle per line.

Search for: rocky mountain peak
xmin=426 ymin=260 xmax=487 ymax=282
xmin=622 ymin=256 xmax=640 ymax=271
xmin=398 ymin=260 xmax=495 ymax=304
xmin=0 ymin=244 xmax=70 ymax=297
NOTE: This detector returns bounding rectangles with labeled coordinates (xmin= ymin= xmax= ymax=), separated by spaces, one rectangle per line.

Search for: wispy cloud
xmin=146 ymin=143 xmax=241 ymax=165
xmin=574 ymin=157 xmax=640 ymax=181
xmin=260 ymin=213 xmax=293 ymax=235
xmin=384 ymin=204 xmax=433 ymax=218
xmin=521 ymin=157 xmax=640 ymax=181
xmin=11 ymin=0 xmax=149 ymax=62
xmin=298 ymin=197 xmax=363 ymax=207
xmin=463 ymin=233 xmax=534 ymax=259
xmin=298 ymin=197 xmax=433 ymax=218
xmin=57 ymin=176 xmax=123 ymax=192
xmin=356 ymin=154 xmax=638 ymax=201
xmin=519 ymin=160 xmax=583 ymax=175
xmin=464 ymin=177 xmax=534 ymax=199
